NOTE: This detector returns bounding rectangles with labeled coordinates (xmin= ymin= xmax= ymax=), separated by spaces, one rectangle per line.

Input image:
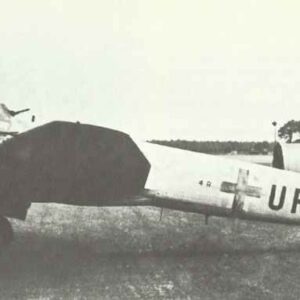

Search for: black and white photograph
xmin=1 ymin=0 xmax=300 ymax=299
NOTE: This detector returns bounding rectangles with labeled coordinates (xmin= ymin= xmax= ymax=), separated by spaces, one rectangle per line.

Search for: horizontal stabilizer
xmin=9 ymin=108 xmax=30 ymax=117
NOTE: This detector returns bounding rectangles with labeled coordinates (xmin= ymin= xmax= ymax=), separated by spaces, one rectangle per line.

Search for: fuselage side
xmin=138 ymin=142 xmax=300 ymax=225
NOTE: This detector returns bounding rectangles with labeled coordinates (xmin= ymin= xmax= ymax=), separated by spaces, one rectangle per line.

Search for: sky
xmin=1 ymin=0 xmax=300 ymax=141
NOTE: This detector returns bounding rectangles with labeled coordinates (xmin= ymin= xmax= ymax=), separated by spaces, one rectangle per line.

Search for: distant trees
xmin=149 ymin=120 xmax=300 ymax=153
xmin=149 ymin=140 xmax=273 ymax=155
xmin=278 ymin=120 xmax=300 ymax=143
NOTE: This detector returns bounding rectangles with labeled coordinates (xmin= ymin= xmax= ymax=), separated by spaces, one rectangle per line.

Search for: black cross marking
xmin=220 ymin=169 xmax=262 ymax=212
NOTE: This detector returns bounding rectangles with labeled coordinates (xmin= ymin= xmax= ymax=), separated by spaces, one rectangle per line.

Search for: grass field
xmin=222 ymin=154 xmax=273 ymax=166
xmin=1 ymin=202 xmax=300 ymax=300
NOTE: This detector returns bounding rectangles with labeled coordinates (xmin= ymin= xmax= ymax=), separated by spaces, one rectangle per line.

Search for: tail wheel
xmin=0 ymin=216 xmax=13 ymax=246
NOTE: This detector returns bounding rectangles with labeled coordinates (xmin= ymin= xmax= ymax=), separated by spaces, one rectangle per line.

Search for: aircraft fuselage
xmin=138 ymin=142 xmax=300 ymax=225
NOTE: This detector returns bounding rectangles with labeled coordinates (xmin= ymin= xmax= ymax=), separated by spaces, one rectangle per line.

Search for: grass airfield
xmin=1 ymin=202 xmax=300 ymax=300
xmin=222 ymin=154 xmax=273 ymax=166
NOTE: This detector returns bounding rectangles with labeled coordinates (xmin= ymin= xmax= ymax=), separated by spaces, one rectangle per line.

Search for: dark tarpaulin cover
xmin=0 ymin=121 xmax=150 ymax=220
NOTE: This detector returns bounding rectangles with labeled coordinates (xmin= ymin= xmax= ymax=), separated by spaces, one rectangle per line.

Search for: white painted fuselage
xmin=137 ymin=142 xmax=300 ymax=225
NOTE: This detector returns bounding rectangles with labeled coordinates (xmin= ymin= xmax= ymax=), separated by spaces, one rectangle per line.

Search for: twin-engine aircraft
xmin=1 ymin=117 xmax=300 ymax=246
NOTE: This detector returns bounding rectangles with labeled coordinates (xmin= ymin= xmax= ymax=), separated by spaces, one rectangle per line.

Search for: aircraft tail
xmin=9 ymin=108 xmax=30 ymax=117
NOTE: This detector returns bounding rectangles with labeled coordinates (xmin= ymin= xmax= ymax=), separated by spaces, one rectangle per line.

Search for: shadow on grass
xmin=1 ymin=229 xmax=300 ymax=263
xmin=0 ymin=228 xmax=298 ymax=297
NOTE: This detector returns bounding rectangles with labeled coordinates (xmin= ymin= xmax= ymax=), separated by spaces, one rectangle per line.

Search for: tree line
xmin=278 ymin=120 xmax=300 ymax=143
xmin=148 ymin=140 xmax=273 ymax=155
xmin=148 ymin=120 xmax=300 ymax=154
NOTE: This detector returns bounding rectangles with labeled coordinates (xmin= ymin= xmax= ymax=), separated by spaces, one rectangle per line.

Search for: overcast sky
xmin=0 ymin=0 xmax=300 ymax=141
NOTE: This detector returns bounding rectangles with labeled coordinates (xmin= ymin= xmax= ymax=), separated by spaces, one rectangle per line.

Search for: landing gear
xmin=0 ymin=216 xmax=13 ymax=246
